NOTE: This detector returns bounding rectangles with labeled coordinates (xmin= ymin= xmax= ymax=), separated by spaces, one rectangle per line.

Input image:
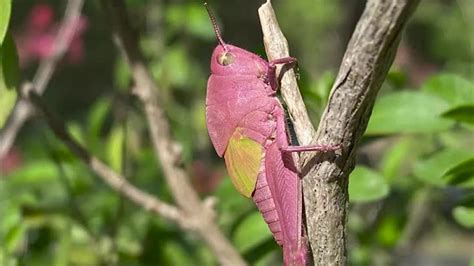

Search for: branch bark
xmin=101 ymin=1 xmax=245 ymax=265
xmin=0 ymin=0 xmax=84 ymax=159
xmin=259 ymin=0 xmax=420 ymax=264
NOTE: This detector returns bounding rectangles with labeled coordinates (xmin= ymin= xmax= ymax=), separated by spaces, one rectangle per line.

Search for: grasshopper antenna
xmin=204 ymin=2 xmax=227 ymax=51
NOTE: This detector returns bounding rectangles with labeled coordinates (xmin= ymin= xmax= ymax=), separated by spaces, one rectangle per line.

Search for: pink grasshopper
xmin=204 ymin=5 xmax=338 ymax=265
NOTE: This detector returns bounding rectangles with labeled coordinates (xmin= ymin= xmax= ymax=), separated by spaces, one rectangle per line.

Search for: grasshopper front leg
xmin=272 ymin=104 xmax=340 ymax=153
xmin=264 ymin=57 xmax=297 ymax=92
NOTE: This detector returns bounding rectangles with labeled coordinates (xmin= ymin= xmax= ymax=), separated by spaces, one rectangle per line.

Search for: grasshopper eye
xmin=217 ymin=52 xmax=235 ymax=66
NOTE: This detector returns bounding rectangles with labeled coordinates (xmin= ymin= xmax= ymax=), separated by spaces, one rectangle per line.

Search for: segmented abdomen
xmin=252 ymin=169 xmax=283 ymax=245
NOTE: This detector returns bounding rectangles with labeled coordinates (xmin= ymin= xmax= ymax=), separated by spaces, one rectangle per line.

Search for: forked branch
xmin=101 ymin=0 xmax=245 ymax=265
xmin=259 ymin=0 xmax=420 ymax=264
xmin=0 ymin=0 xmax=85 ymax=159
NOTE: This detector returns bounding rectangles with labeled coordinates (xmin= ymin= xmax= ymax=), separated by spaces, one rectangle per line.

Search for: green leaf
xmin=162 ymin=241 xmax=195 ymax=266
xmin=313 ymin=71 xmax=335 ymax=106
xmin=0 ymin=34 xmax=19 ymax=127
xmin=380 ymin=137 xmax=413 ymax=182
xmin=106 ymin=127 xmax=124 ymax=172
xmin=233 ymin=212 xmax=273 ymax=253
xmin=87 ymin=98 xmax=111 ymax=139
xmin=366 ymin=91 xmax=453 ymax=135
xmin=185 ymin=4 xmax=215 ymax=40
xmin=441 ymin=104 xmax=474 ymax=125
xmin=0 ymin=85 xmax=15 ymax=127
xmin=4 ymin=222 xmax=25 ymax=253
xmin=443 ymin=157 xmax=474 ymax=186
xmin=157 ymin=45 xmax=203 ymax=89
xmin=67 ymin=122 xmax=86 ymax=147
xmin=386 ymin=70 xmax=407 ymax=89
xmin=213 ymin=178 xmax=252 ymax=227
xmin=6 ymin=160 xmax=57 ymax=185
xmin=0 ymin=0 xmax=11 ymax=45
xmin=166 ymin=4 xmax=215 ymax=40
xmin=452 ymin=206 xmax=474 ymax=228
xmin=422 ymin=74 xmax=474 ymax=106
xmin=376 ymin=215 xmax=401 ymax=247
xmin=349 ymin=166 xmax=390 ymax=203
xmin=0 ymin=203 xmax=25 ymax=253
xmin=114 ymin=57 xmax=131 ymax=90
xmin=414 ymin=149 xmax=473 ymax=187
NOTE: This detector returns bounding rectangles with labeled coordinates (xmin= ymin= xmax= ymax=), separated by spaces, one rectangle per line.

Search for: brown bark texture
xmin=259 ymin=0 xmax=420 ymax=264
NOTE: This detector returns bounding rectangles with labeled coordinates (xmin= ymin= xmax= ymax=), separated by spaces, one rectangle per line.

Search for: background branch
xmin=25 ymin=87 xmax=188 ymax=229
xmin=0 ymin=0 xmax=84 ymax=159
xmin=101 ymin=0 xmax=245 ymax=265
xmin=259 ymin=0 xmax=420 ymax=264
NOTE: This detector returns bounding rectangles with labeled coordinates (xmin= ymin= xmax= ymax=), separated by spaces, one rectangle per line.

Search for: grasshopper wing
xmin=224 ymin=129 xmax=263 ymax=198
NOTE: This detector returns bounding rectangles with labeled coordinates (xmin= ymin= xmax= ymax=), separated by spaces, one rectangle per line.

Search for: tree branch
xmin=259 ymin=0 xmax=420 ymax=264
xmin=258 ymin=2 xmax=316 ymax=146
xmin=101 ymin=0 xmax=245 ymax=265
xmin=0 ymin=0 xmax=85 ymax=159
xmin=24 ymin=86 xmax=188 ymax=229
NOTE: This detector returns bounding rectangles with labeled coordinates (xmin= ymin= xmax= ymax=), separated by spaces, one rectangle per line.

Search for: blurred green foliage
xmin=1 ymin=0 xmax=474 ymax=265
xmin=0 ymin=0 xmax=17 ymax=128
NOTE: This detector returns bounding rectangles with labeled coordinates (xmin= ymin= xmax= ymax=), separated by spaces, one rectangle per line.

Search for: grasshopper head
xmin=210 ymin=45 xmax=267 ymax=77
xmin=206 ymin=3 xmax=268 ymax=77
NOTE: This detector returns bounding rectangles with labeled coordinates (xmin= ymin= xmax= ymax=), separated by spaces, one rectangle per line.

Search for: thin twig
xmin=101 ymin=0 xmax=246 ymax=265
xmin=25 ymin=87 xmax=189 ymax=230
xmin=259 ymin=0 xmax=420 ymax=264
xmin=0 ymin=0 xmax=84 ymax=159
xmin=258 ymin=1 xmax=316 ymax=146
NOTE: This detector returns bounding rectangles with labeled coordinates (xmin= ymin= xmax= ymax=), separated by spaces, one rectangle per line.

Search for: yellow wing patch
xmin=224 ymin=129 xmax=263 ymax=198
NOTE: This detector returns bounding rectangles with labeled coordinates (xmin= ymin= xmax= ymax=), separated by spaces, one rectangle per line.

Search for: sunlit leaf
xmin=376 ymin=215 xmax=401 ymax=247
xmin=106 ymin=127 xmax=124 ymax=172
xmin=452 ymin=206 xmax=474 ymax=228
xmin=4 ymin=223 xmax=25 ymax=253
xmin=313 ymin=71 xmax=335 ymax=107
xmin=159 ymin=45 xmax=202 ymax=89
xmin=0 ymin=0 xmax=11 ymax=45
xmin=349 ymin=166 xmax=390 ymax=203
xmin=422 ymin=74 xmax=474 ymax=106
xmin=6 ymin=160 xmax=57 ymax=185
xmin=67 ymin=122 xmax=86 ymax=147
xmin=166 ymin=4 xmax=215 ymax=40
xmin=114 ymin=57 xmax=131 ymax=90
xmin=87 ymin=98 xmax=111 ymax=142
xmin=380 ymin=137 xmax=413 ymax=182
xmin=233 ymin=211 xmax=273 ymax=253
xmin=414 ymin=149 xmax=473 ymax=187
xmin=0 ymin=202 xmax=24 ymax=253
xmin=185 ymin=4 xmax=215 ymax=40
xmin=366 ymin=91 xmax=453 ymax=135
xmin=0 ymin=34 xmax=19 ymax=127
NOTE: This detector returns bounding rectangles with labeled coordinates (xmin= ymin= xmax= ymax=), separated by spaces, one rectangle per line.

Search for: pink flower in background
xmin=15 ymin=4 xmax=88 ymax=67
xmin=0 ymin=148 xmax=22 ymax=175
xmin=28 ymin=4 xmax=54 ymax=31
xmin=191 ymin=160 xmax=223 ymax=194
